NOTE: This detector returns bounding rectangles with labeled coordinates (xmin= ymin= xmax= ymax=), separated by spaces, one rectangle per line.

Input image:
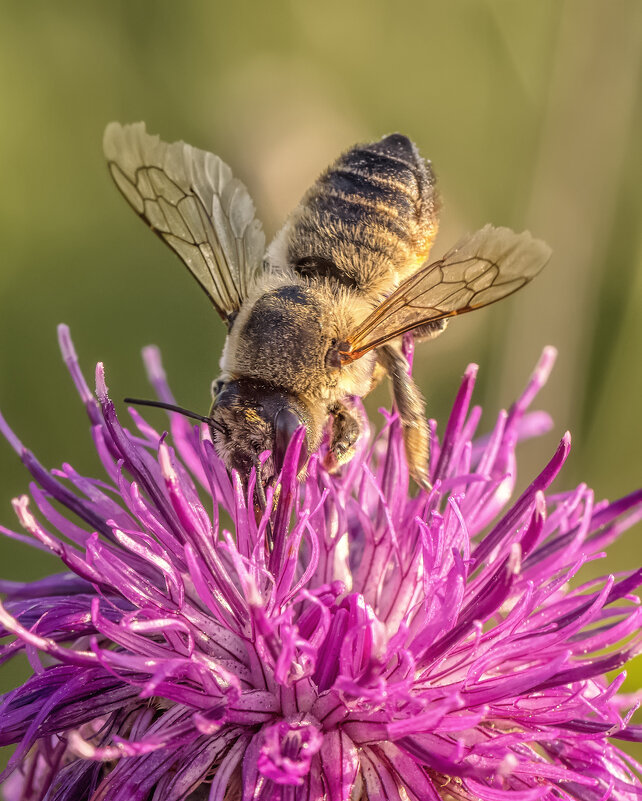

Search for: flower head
xmin=0 ymin=327 xmax=641 ymax=801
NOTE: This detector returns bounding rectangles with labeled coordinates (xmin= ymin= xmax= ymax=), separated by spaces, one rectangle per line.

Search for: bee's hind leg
xmin=378 ymin=344 xmax=432 ymax=490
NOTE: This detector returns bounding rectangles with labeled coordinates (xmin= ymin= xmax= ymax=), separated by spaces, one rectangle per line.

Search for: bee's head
xmin=209 ymin=379 xmax=310 ymax=490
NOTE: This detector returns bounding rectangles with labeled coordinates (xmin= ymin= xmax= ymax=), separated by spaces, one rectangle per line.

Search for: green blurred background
xmin=1 ymin=0 xmax=641 ymax=763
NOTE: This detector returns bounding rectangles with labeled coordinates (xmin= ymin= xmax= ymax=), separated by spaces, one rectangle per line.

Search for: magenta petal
xmin=0 ymin=336 xmax=640 ymax=801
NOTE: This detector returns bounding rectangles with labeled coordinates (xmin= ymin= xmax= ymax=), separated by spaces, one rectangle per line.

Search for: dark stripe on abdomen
xmin=336 ymin=140 xmax=419 ymax=187
xmin=294 ymin=255 xmax=361 ymax=288
xmin=307 ymin=191 xmax=409 ymax=241
xmin=322 ymin=168 xmax=414 ymax=218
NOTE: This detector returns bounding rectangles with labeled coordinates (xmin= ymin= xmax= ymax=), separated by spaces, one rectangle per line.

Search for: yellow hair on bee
xmin=245 ymin=408 xmax=262 ymax=424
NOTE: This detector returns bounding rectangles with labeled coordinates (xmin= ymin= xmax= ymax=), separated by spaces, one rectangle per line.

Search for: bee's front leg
xmin=377 ymin=344 xmax=431 ymax=490
xmin=323 ymin=401 xmax=361 ymax=472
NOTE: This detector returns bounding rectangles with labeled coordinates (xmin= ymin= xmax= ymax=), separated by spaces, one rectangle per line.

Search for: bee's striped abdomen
xmin=286 ymin=134 xmax=439 ymax=294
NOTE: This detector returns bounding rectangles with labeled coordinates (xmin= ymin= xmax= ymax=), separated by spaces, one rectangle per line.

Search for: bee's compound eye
xmin=273 ymin=408 xmax=308 ymax=474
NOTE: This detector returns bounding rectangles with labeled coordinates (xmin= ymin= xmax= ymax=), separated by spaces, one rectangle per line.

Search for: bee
xmin=104 ymin=123 xmax=550 ymax=502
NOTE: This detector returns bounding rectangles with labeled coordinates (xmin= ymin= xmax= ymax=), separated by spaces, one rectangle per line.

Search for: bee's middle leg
xmin=377 ymin=344 xmax=431 ymax=490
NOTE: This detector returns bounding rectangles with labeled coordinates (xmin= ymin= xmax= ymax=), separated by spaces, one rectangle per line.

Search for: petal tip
xmin=95 ymin=363 xmax=108 ymax=401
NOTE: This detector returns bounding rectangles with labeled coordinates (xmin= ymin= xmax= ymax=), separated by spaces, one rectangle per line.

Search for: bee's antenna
xmin=123 ymin=397 xmax=224 ymax=433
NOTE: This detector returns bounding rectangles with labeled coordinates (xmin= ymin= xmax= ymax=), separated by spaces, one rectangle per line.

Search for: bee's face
xmin=209 ymin=379 xmax=310 ymax=486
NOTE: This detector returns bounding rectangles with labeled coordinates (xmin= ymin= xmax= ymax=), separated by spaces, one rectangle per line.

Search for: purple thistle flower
xmin=1 ymin=326 xmax=642 ymax=801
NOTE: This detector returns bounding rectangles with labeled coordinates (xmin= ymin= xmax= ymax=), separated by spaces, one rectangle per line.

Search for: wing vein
xmin=103 ymin=122 xmax=265 ymax=324
xmin=342 ymin=225 xmax=551 ymax=362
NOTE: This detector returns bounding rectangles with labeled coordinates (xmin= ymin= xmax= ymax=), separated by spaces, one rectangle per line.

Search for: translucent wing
xmin=340 ymin=225 xmax=551 ymax=362
xmin=103 ymin=122 xmax=265 ymax=323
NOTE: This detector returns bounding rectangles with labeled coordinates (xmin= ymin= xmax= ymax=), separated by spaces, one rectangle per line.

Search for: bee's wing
xmin=103 ymin=122 xmax=265 ymax=324
xmin=340 ymin=225 xmax=551 ymax=363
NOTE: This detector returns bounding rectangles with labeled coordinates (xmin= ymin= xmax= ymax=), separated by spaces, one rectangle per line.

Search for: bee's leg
xmin=378 ymin=344 xmax=431 ymax=490
xmin=323 ymin=401 xmax=361 ymax=472
xmin=412 ymin=318 xmax=448 ymax=343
